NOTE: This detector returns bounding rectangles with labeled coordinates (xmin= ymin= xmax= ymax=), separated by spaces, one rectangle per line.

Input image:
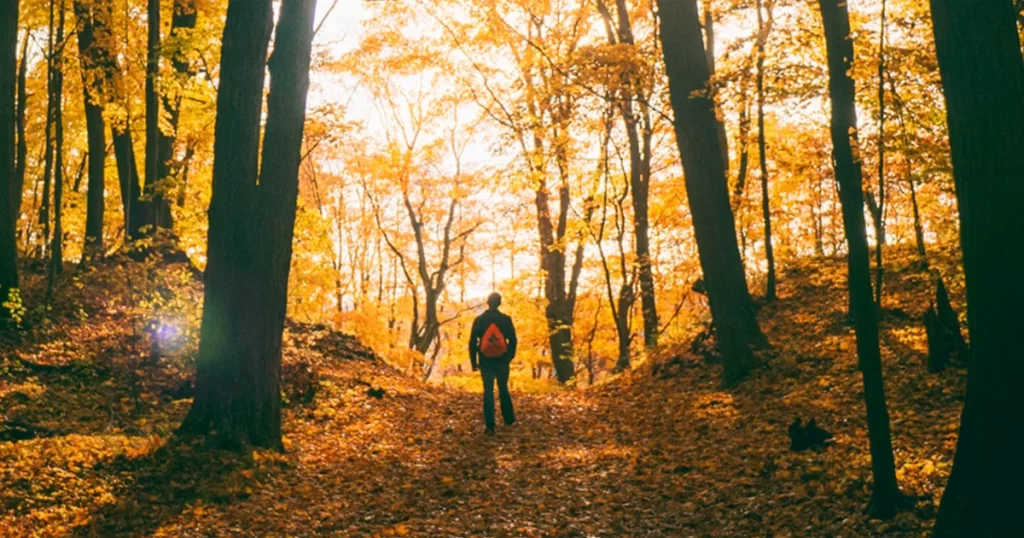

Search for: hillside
xmin=1 ymin=251 xmax=966 ymax=537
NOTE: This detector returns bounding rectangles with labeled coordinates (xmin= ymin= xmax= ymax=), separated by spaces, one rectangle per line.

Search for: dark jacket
xmin=469 ymin=308 xmax=517 ymax=369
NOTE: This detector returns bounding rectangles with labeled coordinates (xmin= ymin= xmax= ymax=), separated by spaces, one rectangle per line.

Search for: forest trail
xmin=2 ymin=252 xmax=965 ymax=537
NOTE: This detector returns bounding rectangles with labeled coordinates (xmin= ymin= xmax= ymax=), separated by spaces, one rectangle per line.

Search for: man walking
xmin=469 ymin=292 xmax=517 ymax=434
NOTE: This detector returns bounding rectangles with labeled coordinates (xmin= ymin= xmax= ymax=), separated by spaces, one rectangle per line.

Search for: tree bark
xmin=818 ymin=0 xmax=904 ymax=519
xmin=873 ymin=0 xmax=887 ymax=306
xmin=154 ymin=0 xmax=198 ymax=230
xmin=49 ymin=0 xmax=66 ymax=283
xmin=179 ymin=0 xmax=315 ymax=450
xmin=0 ymin=0 xmax=18 ymax=319
xmin=930 ymin=1 xmax=1024 ymax=535
xmin=41 ymin=0 xmax=58 ymax=253
xmin=142 ymin=0 xmax=162 ymax=233
xmin=655 ymin=0 xmax=763 ymax=387
xmin=756 ymin=0 xmax=776 ymax=302
xmin=112 ymin=126 xmax=144 ymax=238
xmin=13 ymin=34 xmax=27 ymax=222
xmin=75 ymin=0 xmax=109 ymax=262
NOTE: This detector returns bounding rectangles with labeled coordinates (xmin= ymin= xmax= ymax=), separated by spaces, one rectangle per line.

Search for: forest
xmin=1 ymin=0 xmax=1022 ymax=536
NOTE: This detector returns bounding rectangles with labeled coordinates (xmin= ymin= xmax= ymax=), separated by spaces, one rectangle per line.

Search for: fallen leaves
xmin=0 ymin=250 xmax=968 ymax=537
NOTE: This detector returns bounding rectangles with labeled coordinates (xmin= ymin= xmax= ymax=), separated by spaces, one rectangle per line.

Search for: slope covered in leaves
xmin=1 ymin=250 xmax=965 ymax=537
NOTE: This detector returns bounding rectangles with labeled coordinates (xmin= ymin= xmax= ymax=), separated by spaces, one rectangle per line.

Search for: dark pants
xmin=480 ymin=358 xmax=515 ymax=430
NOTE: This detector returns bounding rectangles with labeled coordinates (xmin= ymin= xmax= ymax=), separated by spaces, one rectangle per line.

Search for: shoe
xmin=485 ymin=427 xmax=495 ymax=435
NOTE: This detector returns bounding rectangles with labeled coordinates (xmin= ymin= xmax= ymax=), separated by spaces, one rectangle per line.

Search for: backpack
xmin=480 ymin=322 xmax=508 ymax=358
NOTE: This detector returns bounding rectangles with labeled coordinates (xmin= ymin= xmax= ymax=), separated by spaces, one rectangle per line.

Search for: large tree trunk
xmin=75 ymin=0 xmax=109 ymax=262
xmin=179 ymin=0 xmax=315 ymax=450
xmin=0 ymin=0 xmax=18 ymax=320
xmin=930 ymin=1 xmax=1024 ymax=535
xmin=155 ymin=0 xmax=198 ymax=230
xmin=179 ymin=0 xmax=275 ymax=448
xmin=756 ymin=0 xmax=776 ymax=302
xmin=818 ymin=0 xmax=904 ymax=519
xmin=655 ymin=0 xmax=763 ymax=387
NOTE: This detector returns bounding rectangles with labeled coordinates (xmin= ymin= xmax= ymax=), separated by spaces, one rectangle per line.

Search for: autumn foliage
xmin=1 ymin=0 xmax=1022 ymax=535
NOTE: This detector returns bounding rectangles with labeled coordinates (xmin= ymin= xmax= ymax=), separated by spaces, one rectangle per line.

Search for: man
xmin=469 ymin=292 xmax=517 ymax=434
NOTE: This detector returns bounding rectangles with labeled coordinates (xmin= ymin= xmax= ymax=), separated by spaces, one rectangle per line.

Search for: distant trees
xmin=0 ymin=0 xmax=18 ymax=320
xmin=594 ymin=0 xmax=659 ymax=350
xmin=818 ymin=0 xmax=904 ymax=519
xmin=179 ymin=0 xmax=317 ymax=449
xmin=929 ymin=1 xmax=1024 ymax=535
xmin=656 ymin=0 xmax=763 ymax=386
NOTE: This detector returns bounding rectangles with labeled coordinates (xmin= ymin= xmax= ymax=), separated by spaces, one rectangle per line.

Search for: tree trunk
xmin=655 ymin=0 xmax=763 ymax=387
xmin=818 ymin=0 xmax=904 ymax=519
xmin=732 ymin=84 xmax=750 ymax=211
xmin=142 ymin=0 xmax=162 ymax=234
xmin=891 ymin=77 xmax=927 ymax=260
xmin=155 ymin=0 xmax=198 ymax=230
xmin=0 ymin=0 xmax=18 ymax=320
xmin=756 ymin=0 xmax=776 ymax=302
xmin=534 ymin=182 xmax=575 ymax=383
xmin=702 ymin=0 xmax=728 ymax=173
xmin=596 ymin=0 xmax=659 ymax=349
xmin=13 ymin=34 xmax=27 ymax=222
xmin=908 ymin=172 xmax=925 ymax=258
xmin=41 ymin=0 xmax=57 ymax=253
xmin=873 ymin=0 xmax=887 ymax=306
xmin=49 ymin=0 xmax=66 ymax=284
xmin=75 ymin=0 xmax=109 ymax=262
xmin=179 ymin=0 xmax=315 ymax=450
xmin=930 ymin=1 xmax=1024 ymax=535
xmin=113 ymin=126 xmax=144 ymax=238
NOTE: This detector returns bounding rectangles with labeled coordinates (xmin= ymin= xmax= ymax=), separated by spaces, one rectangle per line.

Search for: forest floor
xmin=1 ymin=248 xmax=967 ymax=537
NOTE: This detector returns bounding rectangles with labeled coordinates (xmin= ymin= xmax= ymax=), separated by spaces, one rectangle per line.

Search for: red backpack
xmin=480 ymin=322 xmax=508 ymax=358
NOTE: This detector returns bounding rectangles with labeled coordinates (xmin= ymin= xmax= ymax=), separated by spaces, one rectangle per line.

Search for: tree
xmin=74 ymin=0 xmax=111 ymax=262
xmin=868 ymin=0 xmax=888 ymax=305
xmin=655 ymin=0 xmax=763 ymax=386
xmin=817 ymin=0 xmax=904 ymax=519
xmin=13 ymin=34 xmax=27 ymax=226
xmin=0 ymin=0 xmax=18 ymax=320
xmin=594 ymin=0 xmax=659 ymax=350
xmin=178 ymin=0 xmax=317 ymax=449
xmin=48 ymin=0 xmax=67 ymax=284
xmin=755 ymin=0 xmax=776 ymax=301
xmin=929 ymin=1 xmax=1024 ymax=535
xmin=591 ymin=112 xmax=636 ymax=371
xmin=701 ymin=0 xmax=728 ymax=174
xmin=154 ymin=0 xmax=199 ymax=230
xmin=143 ymin=0 xmax=162 ymax=233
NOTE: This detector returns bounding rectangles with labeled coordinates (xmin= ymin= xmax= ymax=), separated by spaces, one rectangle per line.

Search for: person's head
xmin=486 ymin=292 xmax=502 ymax=310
